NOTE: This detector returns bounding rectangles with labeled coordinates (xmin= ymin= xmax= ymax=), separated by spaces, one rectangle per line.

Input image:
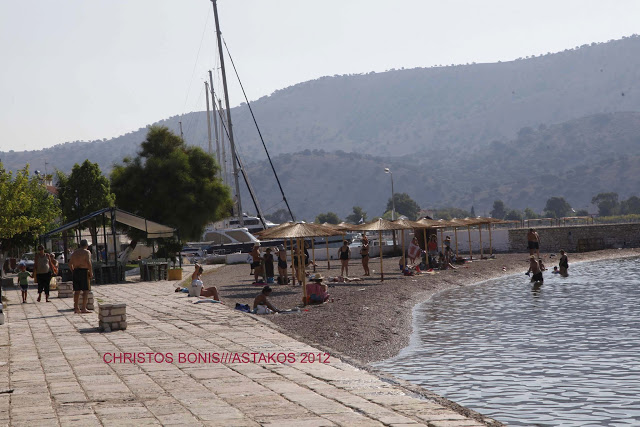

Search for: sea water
xmin=376 ymin=257 xmax=640 ymax=426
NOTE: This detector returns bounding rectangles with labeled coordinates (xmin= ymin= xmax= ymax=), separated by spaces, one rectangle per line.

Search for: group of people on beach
xmin=526 ymin=228 xmax=569 ymax=284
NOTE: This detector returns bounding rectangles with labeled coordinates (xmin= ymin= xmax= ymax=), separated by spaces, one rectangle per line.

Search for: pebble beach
xmin=201 ymin=248 xmax=640 ymax=365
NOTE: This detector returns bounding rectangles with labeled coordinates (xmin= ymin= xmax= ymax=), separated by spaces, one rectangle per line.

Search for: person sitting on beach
xmin=253 ymin=286 xmax=280 ymax=314
xmin=189 ymin=265 xmax=220 ymax=300
xmin=306 ymin=274 xmax=329 ymax=303
xmin=438 ymin=251 xmax=456 ymax=270
xmin=552 ymin=266 xmax=560 ymax=274
xmin=559 ymin=250 xmax=569 ymax=277
xmin=527 ymin=255 xmax=543 ymax=283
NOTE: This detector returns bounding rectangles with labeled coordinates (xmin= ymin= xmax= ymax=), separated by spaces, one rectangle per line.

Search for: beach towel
xmin=193 ymin=299 xmax=222 ymax=304
xmin=408 ymin=242 xmax=421 ymax=260
xmin=235 ymin=303 xmax=251 ymax=312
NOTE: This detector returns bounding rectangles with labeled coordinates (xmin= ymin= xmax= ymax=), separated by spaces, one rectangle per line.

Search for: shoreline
xmin=202 ymin=248 xmax=640 ymax=367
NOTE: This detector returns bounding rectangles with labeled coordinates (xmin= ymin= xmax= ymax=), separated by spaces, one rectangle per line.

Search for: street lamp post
xmin=384 ymin=168 xmax=395 ymax=220
xmin=384 ymin=167 xmax=397 ymax=251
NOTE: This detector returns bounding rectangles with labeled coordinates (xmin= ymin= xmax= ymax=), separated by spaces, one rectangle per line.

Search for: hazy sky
xmin=2 ymin=0 xmax=639 ymax=152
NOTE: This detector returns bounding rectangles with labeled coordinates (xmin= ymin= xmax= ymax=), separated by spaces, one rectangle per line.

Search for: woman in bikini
xmin=338 ymin=240 xmax=351 ymax=277
xmin=192 ymin=265 xmax=220 ymax=300
xmin=360 ymin=235 xmax=370 ymax=276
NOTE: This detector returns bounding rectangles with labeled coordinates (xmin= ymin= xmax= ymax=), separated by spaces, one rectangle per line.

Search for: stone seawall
xmin=508 ymin=223 xmax=640 ymax=253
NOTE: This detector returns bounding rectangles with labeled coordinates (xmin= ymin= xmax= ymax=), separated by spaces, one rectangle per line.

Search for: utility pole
xmin=211 ymin=0 xmax=243 ymax=225
xmin=204 ymin=81 xmax=213 ymax=155
xmin=178 ymin=121 xmax=184 ymax=140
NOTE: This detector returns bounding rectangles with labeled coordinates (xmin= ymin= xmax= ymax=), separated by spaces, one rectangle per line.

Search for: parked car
xmin=19 ymin=252 xmax=35 ymax=272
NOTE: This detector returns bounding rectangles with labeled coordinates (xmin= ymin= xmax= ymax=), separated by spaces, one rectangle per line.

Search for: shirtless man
xmin=559 ymin=250 xmax=569 ymax=277
xmin=527 ymin=255 xmax=543 ymax=284
xmin=253 ymin=286 xmax=280 ymax=313
xmin=68 ymin=239 xmax=93 ymax=313
xmin=250 ymin=244 xmax=262 ymax=284
xmin=527 ymin=228 xmax=540 ymax=258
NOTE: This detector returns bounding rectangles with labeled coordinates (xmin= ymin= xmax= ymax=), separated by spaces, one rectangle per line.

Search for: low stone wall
xmin=508 ymin=223 xmax=640 ymax=253
xmin=98 ymin=303 xmax=127 ymax=332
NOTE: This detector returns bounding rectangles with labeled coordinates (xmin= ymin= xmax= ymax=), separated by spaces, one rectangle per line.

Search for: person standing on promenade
xmin=17 ymin=263 xmax=32 ymax=303
xmin=559 ymin=250 xmax=569 ymax=277
xmin=360 ymin=235 xmax=370 ymax=276
xmin=33 ymin=245 xmax=52 ymax=302
xmin=337 ymin=240 xmax=351 ymax=277
xmin=527 ymin=228 xmax=540 ymax=258
xmin=69 ymin=240 xmax=93 ymax=313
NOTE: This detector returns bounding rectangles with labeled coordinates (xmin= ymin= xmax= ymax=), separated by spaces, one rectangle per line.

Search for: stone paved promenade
xmin=0 ymin=272 xmax=489 ymax=426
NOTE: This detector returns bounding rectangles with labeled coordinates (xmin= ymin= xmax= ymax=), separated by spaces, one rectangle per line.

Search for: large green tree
xmin=56 ymin=160 xmax=115 ymax=249
xmin=620 ymin=196 xmax=640 ymax=215
xmin=386 ymin=193 xmax=420 ymax=220
xmin=544 ymin=196 xmax=572 ymax=218
xmin=315 ymin=212 xmax=340 ymax=224
xmin=433 ymin=207 xmax=471 ymax=220
xmin=591 ymin=192 xmax=619 ymax=216
xmin=110 ymin=126 xmax=232 ymax=242
xmin=490 ymin=200 xmax=507 ymax=219
xmin=265 ymin=208 xmax=291 ymax=224
xmin=0 ymin=164 xmax=60 ymax=275
xmin=345 ymin=206 xmax=367 ymax=224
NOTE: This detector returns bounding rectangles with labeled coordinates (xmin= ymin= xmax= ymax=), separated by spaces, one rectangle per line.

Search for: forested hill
xmin=241 ymin=112 xmax=640 ymax=220
xmin=2 ymin=36 xmax=640 ymax=218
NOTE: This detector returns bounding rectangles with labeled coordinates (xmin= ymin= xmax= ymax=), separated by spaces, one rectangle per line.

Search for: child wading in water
xmin=17 ymin=263 xmax=32 ymax=303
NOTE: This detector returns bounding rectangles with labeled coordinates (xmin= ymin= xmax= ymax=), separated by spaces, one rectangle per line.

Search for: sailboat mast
xmin=204 ymin=81 xmax=213 ymax=155
xmin=208 ymin=70 xmax=222 ymax=177
xmin=218 ymin=98 xmax=228 ymax=186
xmin=211 ymin=0 xmax=243 ymax=225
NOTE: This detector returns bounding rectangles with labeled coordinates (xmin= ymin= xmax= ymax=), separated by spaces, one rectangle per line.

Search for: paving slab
xmin=1 ymin=271 xmax=495 ymax=426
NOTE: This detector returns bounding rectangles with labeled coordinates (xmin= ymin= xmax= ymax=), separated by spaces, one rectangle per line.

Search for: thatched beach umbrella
xmin=258 ymin=222 xmax=340 ymax=302
xmin=352 ymin=218 xmax=413 ymax=281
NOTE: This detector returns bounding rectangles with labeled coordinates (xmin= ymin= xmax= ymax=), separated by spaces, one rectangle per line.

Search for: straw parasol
xmin=258 ymin=222 xmax=340 ymax=303
xmin=351 ymin=218 xmax=414 ymax=281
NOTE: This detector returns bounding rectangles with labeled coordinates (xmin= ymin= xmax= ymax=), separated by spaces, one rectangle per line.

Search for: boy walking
xmin=17 ymin=263 xmax=32 ymax=303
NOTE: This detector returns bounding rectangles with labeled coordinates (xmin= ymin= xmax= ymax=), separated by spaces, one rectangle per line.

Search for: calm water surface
xmin=376 ymin=257 xmax=640 ymax=426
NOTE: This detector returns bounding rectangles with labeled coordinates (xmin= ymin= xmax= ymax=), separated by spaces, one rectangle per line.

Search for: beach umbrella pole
xmin=379 ymin=230 xmax=384 ymax=281
xmin=467 ymin=226 xmax=472 ymax=260
xmin=489 ymin=224 xmax=493 ymax=257
xmin=401 ymin=230 xmax=406 ymax=270
xmin=312 ymin=238 xmax=316 ymax=272
xmin=454 ymin=227 xmax=459 ymax=258
xmin=289 ymin=238 xmax=295 ymax=286
xmin=325 ymin=237 xmax=330 ymax=269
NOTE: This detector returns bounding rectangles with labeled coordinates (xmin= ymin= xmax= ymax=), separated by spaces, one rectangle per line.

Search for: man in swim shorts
xmin=69 ymin=239 xmax=93 ymax=314
xmin=527 ymin=228 xmax=540 ymax=258
xmin=277 ymin=245 xmax=288 ymax=284
xmin=527 ymin=255 xmax=543 ymax=284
